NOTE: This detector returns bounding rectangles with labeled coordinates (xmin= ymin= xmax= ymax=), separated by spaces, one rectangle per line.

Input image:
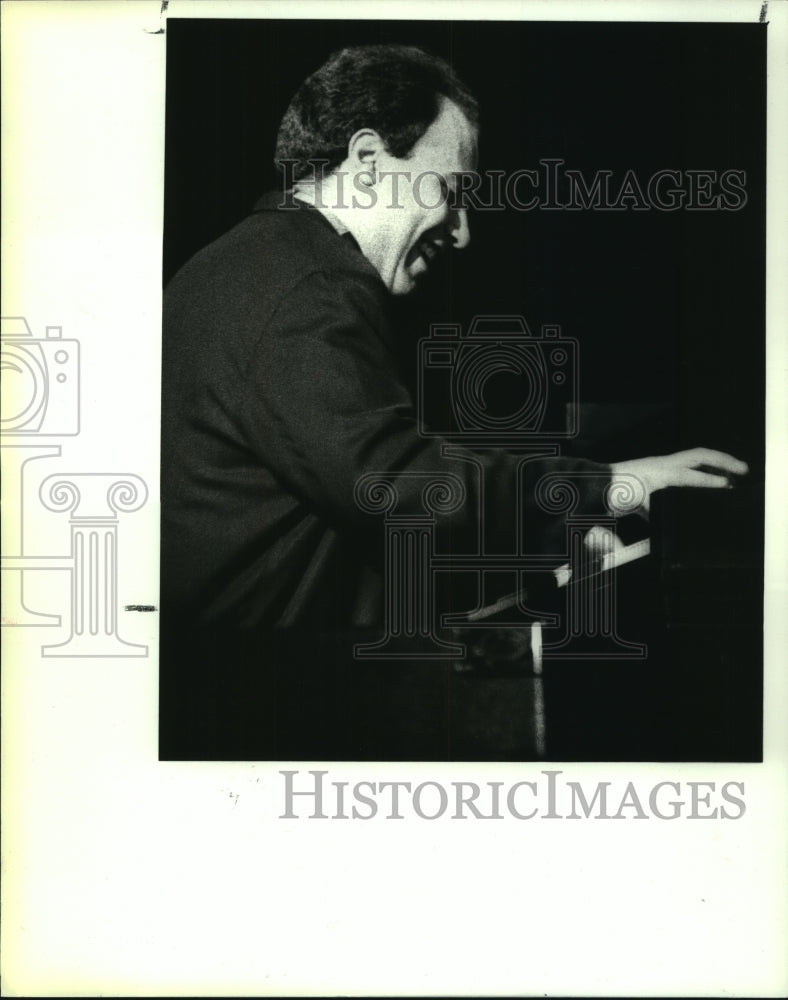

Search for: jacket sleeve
xmin=241 ymin=268 xmax=612 ymax=559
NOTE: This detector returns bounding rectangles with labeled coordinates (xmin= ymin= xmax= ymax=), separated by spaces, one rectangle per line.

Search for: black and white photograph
xmin=2 ymin=1 xmax=786 ymax=996
xmin=161 ymin=17 xmax=765 ymax=763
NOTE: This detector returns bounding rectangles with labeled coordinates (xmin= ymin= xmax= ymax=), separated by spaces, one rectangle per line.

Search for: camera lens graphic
xmin=0 ymin=343 xmax=48 ymax=431
xmin=452 ymin=343 xmax=548 ymax=431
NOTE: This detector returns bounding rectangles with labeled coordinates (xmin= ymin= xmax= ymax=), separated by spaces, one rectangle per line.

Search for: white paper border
xmin=2 ymin=0 xmax=786 ymax=995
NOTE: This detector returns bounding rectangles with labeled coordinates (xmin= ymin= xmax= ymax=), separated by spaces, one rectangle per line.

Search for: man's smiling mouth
xmin=420 ymin=239 xmax=442 ymax=263
xmin=409 ymin=237 xmax=445 ymax=271
xmin=404 ymin=234 xmax=447 ymax=280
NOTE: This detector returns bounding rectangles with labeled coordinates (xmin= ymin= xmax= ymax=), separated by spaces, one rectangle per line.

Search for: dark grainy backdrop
xmin=164 ymin=19 xmax=764 ymax=471
xmin=162 ymin=20 xmax=765 ymax=761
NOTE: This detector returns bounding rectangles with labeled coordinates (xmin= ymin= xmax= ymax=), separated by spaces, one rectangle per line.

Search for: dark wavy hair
xmin=275 ymin=45 xmax=479 ymax=181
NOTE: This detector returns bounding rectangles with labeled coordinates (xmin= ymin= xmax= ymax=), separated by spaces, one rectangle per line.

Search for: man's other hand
xmin=609 ymin=447 xmax=749 ymax=515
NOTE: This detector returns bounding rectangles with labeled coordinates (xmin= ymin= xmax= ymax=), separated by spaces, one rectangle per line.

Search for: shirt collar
xmin=252 ymin=189 xmax=364 ymax=255
xmin=291 ymin=187 xmax=350 ymax=236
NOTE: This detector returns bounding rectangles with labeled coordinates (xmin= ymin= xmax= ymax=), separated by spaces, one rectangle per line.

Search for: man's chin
xmin=390 ymin=273 xmax=419 ymax=296
xmin=391 ymin=258 xmax=429 ymax=295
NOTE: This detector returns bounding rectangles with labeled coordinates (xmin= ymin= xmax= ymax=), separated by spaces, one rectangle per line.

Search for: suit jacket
xmin=161 ymin=192 xmax=613 ymax=632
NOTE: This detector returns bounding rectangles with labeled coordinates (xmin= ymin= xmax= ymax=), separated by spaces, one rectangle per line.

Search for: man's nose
xmin=450 ymin=208 xmax=471 ymax=250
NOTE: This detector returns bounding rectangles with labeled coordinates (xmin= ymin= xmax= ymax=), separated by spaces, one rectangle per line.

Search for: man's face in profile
xmin=357 ymin=98 xmax=478 ymax=295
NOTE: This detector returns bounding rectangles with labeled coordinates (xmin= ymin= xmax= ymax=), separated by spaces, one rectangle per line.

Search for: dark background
xmin=162 ymin=20 xmax=765 ymax=761
xmin=164 ymin=19 xmax=765 ymax=472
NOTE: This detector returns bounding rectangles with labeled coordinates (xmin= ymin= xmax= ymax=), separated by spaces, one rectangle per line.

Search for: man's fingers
xmin=584 ymin=525 xmax=625 ymax=556
xmin=611 ymin=448 xmax=749 ymax=502
xmin=680 ymin=448 xmax=749 ymax=476
xmin=677 ymin=469 xmax=731 ymax=489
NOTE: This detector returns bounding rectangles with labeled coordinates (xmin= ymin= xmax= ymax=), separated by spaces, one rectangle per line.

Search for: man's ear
xmin=347 ymin=128 xmax=386 ymax=180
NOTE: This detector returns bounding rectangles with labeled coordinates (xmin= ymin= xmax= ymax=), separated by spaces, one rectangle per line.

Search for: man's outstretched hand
xmin=609 ymin=447 xmax=749 ymax=515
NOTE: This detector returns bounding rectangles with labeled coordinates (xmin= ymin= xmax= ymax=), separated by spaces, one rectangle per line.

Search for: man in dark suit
xmin=160 ymin=44 xmax=747 ymax=760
